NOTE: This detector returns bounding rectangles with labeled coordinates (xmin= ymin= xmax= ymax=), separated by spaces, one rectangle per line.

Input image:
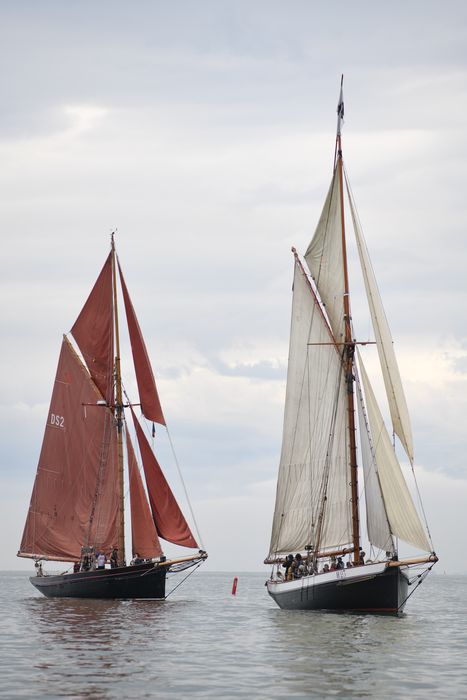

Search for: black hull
xmin=30 ymin=562 xmax=166 ymax=599
xmin=267 ymin=565 xmax=409 ymax=614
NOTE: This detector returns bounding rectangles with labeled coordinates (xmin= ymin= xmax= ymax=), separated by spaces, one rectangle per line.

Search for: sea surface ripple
xmin=1 ymin=571 xmax=465 ymax=698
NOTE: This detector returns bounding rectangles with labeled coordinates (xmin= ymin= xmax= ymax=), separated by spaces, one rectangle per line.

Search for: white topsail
xmin=304 ymin=169 xmax=346 ymax=343
xmin=357 ymin=352 xmax=431 ymax=552
xmin=347 ymin=178 xmax=414 ymax=464
xmin=268 ymin=258 xmax=352 ymax=557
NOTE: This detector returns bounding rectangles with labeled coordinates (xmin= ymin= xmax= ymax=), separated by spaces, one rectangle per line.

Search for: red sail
xmin=118 ymin=261 xmax=165 ymax=425
xmin=130 ymin=407 xmax=198 ymax=548
xmin=71 ymin=253 xmax=114 ymax=405
xmin=19 ymin=338 xmax=120 ymax=561
xmin=125 ymin=426 xmax=162 ymax=559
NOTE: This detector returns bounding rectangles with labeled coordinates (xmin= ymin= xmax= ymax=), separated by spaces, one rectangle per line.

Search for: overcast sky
xmin=1 ymin=1 xmax=466 ymax=575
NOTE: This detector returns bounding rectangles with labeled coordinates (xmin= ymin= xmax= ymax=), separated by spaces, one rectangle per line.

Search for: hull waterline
xmin=267 ymin=563 xmax=409 ymax=614
xmin=30 ymin=561 xmax=166 ymax=599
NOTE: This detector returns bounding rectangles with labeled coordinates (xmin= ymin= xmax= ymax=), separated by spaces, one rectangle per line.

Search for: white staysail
xmin=358 ymin=353 xmax=431 ymax=552
xmin=356 ymin=370 xmax=394 ymax=554
xmin=348 ymin=180 xmax=414 ymax=464
xmin=268 ymin=259 xmax=352 ymax=557
xmin=305 ymin=169 xmax=345 ymax=343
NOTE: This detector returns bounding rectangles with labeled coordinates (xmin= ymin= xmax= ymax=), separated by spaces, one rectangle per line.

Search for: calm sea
xmin=1 ymin=570 xmax=465 ymax=699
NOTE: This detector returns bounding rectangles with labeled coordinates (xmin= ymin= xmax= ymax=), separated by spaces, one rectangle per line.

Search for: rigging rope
xmin=165 ymin=561 xmax=203 ymax=599
xmin=397 ymin=562 xmax=435 ymax=612
xmin=166 ymin=426 xmax=205 ymax=551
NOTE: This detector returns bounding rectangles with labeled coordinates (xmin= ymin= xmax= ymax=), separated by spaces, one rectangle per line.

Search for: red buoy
xmin=231 ymin=577 xmax=238 ymax=595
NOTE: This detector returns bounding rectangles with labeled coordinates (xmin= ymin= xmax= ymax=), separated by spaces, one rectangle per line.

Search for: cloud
xmin=2 ymin=1 xmax=467 ymax=577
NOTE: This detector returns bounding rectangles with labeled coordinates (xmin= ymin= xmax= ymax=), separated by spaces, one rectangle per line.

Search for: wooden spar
xmin=111 ymin=233 xmax=126 ymax=566
xmin=387 ymin=554 xmax=438 ymax=568
xmin=336 ymin=76 xmax=361 ymax=565
xmin=153 ymin=552 xmax=208 ymax=568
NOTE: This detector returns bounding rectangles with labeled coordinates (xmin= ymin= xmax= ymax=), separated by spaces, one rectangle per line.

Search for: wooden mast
xmin=111 ymin=232 xmax=126 ymax=566
xmin=335 ymin=75 xmax=361 ymax=565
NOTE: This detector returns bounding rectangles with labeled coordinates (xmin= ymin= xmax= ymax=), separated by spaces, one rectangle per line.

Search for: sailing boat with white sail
xmin=18 ymin=235 xmax=207 ymax=598
xmin=265 ymin=78 xmax=437 ymax=613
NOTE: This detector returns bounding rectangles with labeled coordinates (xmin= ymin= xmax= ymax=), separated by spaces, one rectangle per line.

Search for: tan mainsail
xmin=19 ymin=337 xmax=119 ymax=561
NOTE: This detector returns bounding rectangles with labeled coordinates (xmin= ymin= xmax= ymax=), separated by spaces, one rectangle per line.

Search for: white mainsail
xmin=268 ymin=258 xmax=352 ymax=557
xmin=347 ymin=177 xmax=414 ymax=464
xmin=357 ymin=352 xmax=431 ymax=552
xmin=304 ymin=169 xmax=345 ymax=343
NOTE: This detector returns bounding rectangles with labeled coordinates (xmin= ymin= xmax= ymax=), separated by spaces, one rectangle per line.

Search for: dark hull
xmin=267 ymin=564 xmax=409 ymax=614
xmin=30 ymin=561 xmax=166 ymax=599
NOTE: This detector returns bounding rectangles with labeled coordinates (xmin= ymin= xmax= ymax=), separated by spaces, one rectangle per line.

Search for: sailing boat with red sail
xmin=18 ymin=235 xmax=207 ymax=598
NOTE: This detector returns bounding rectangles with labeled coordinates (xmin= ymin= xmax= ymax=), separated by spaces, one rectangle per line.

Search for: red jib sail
xmin=19 ymin=337 xmax=120 ymax=561
xmin=130 ymin=406 xmax=198 ymax=548
xmin=71 ymin=253 xmax=114 ymax=405
xmin=118 ymin=261 xmax=166 ymax=426
xmin=125 ymin=426 xmax=162 ymax=560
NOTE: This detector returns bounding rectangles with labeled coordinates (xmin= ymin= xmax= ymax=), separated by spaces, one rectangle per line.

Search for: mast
xmin=335 ymin=75 xmax=360 ymax=564
xmin=111 ymin=232 xmax=126 ymax=565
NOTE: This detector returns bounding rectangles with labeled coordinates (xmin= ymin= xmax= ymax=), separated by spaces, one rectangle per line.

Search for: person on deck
xmin=110 ymin=547 xmax=119 ymax=569
xmin=97 ymin=552 xmax=106 ymax=569
xmin=282 ymin=554 xmax=294 ymax=580
xmin=293 ymin=553 xmax=305 ymax=578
